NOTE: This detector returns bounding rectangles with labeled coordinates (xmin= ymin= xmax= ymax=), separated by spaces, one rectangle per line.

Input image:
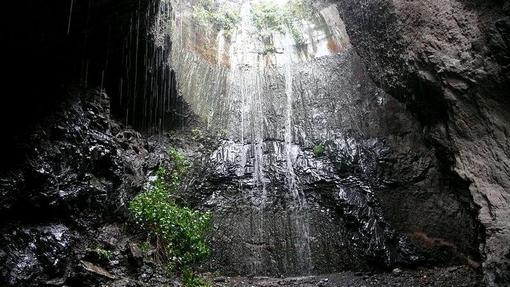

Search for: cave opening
xmin=2 ymin=0 xmax=509 ymax=286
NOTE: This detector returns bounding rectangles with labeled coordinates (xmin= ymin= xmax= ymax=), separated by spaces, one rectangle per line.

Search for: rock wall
xmin=0 ymin=89 xmax=147 ymax=286
xmin=334 ymin=0 xmax=510 ymax=285
xmin=169 ymin=1 xmax=482 ymax=276
xmin=0 ymin=88 xmax=194 ymax=286
xmin=179 ymin=49 xmax=481 ymax=276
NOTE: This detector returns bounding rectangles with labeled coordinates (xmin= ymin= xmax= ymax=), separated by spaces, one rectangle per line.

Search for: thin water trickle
xmin=100 ymin=70 xmax=105 ymax=93
xmin=217 ymin=32 xmax=225 ymax=66
xmin=67 ymin=0 xmax=74 ymax=35
xmin=284 ymin=40 xmax=296 ymax=198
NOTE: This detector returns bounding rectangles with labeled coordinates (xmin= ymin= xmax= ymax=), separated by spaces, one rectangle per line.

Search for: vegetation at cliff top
xmin=129 ymin=148 xmax=211 ymax=286
xmin=252 ymin=0 xmax=313 ymax=45
xmin=192 ymin=0 xmax=313 ymax=45
xmin=193 ymin=0 xmax=241 ymax=37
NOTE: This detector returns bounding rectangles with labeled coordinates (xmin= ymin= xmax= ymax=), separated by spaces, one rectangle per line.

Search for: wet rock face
xmin=1 ymin=0 xmax=502 ymax=284
xmin=169 ymin=0 xmax=482 ymax=275
xmin=0 ymin=90 xmax=151 ymax=286
xmin=176 ymin=47 xmax=480 ymax=275
xmin=0 ymin=225 xmax=73 ymax=286
xmin=188 ymin=140 xmax=419 ymax=276
xmin=0 ymin=90 xmax=147 ymax=222
xmin=333 ymin=0 xmax=510 ymax=284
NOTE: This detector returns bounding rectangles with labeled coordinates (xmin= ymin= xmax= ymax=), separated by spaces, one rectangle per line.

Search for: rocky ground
xmin=208 ymin=266 xmax=482 ymax=287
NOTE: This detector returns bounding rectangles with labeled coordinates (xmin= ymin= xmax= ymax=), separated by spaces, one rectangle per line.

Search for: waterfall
xmin=166 ymin=0 xmax=352 ymax=275
xmin=283 ymin=30 xmax=313 ymax=274
xmin=217 ymin=32 xmax=225 ymax=66
xmin=229 ymin=1 xmax=268 ymax=197
xmin=284 ymin=40 xmax=296 ymax=198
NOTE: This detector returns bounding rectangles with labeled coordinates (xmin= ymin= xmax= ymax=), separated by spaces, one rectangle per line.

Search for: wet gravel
xmin=209 ymin=266 xmax=483 ymax=287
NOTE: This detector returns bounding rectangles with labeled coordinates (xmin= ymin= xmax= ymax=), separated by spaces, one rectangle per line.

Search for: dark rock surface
xmin=0 ymin=89 xmax=147 ymax=222
xmin=0 ymin=224 xmax=73 ymax=286
xmin=0 ymin=89 xmax=169 ymax=286
xmin=333 ymin=0 xmax=510 ymax=285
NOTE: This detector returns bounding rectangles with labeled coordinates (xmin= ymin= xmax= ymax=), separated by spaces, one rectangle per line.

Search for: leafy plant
xmin=139 ymin=241 xmax=150 ymax=253
xmin=182 ymin=267 xmax=210 ymax=287
xmin=287 ymin=24 xmax=305 ymax=45
xmin=252 ymin=2 xmax=285 ymax=36
xmin=94 ymin=248 xmax=113 ymax=261
xmin=167 ymin=147 xmax=191 ymax=192
xmin=313 ymin=143 xmax=325 ymax=157
xmin=284 ymin=0 xmax=312 ymax=21
xmin=251 ymin=0 xmax=312 ymax=46
xmin=191 ymin=128 xmax=203 ymax=138
xmin=193 ymin=0 xmax=240 ymax=37
xmin=129 ymin=148 xmax=211 ymax=281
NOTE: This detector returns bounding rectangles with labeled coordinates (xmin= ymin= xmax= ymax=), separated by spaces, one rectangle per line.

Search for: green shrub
xmin=139 ymin=241 xmax=150 ymax=253
xmin=313 ymin=143 xmax=325 ymax=157
xmin=167 ymin=147 xmax=190 ymax=192
xmin=182 ymin=267 xmax=210 ymax=287
xmin=129 ymin=148 xmax=211 ymax=280
xmin=284 ymin=0 xmax=312 ymax=21
xmin=191 ymin=128 xmax=203 ymax=138
xmin=191 ymin=0 xmax=312 ymax=45
xmin=94 ymin=247 xmax=112 ymax=261
xmin=193 ymin=0 xmax=240 ymax=37
xmin=252 ymin=2 xmax=285 ymax=35
xmin=251 ymin=0 xmax=312 ymax=45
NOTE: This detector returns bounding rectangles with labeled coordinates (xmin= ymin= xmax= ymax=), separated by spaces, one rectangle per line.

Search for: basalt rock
xmin=170 ymin=27 xmax=481 ymax=276
xmin=0 ymin=90 xmax=147 ymax=223
xmin=334 ymin=0 xmax=510 ymax=285
xmin=0 ymin=89 xmax=158 ymax=286
xmin=0 ymin=224 xmax=73 ymax=286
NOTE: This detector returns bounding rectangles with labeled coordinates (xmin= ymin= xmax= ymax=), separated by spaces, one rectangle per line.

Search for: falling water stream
xmin=67 ymin=0 xmax=74 ymax=35
xmin=168 ymin=0 xmax=356 ymax=275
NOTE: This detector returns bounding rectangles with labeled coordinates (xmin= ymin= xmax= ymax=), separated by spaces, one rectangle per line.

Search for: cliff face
xmin=1 ymin=0 xmax=509 ymax=286
xmin=169 ymin=0 xmax=482 ymax=276
xmin=334 ymin=0 xmax=510 ymax=284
